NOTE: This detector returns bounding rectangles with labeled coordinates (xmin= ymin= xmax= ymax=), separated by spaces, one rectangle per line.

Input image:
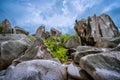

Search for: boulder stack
xmin=74 ymin=14 xmax=119 ymax=46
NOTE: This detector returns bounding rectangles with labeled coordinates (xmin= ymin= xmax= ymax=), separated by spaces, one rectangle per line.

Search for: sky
xmin=0 ymin=0 xmax=120 ymax=34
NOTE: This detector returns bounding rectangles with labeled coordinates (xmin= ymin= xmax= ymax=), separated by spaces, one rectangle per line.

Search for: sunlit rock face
xmin=64 ymin=37 xmax=80 ymax=49
xmin=50 ymin=27 xmax=61 ymax=36
xmin=80 ymin=51 xmax=120 ymax=80
xmin=0 ymin=34 xmax=30 ymax=70
xmin=35 ymin=25 xmax=46 ymax=38
xmin=4 ymin=60 xmax=67 ymax=80
xmin=67 ymin=62 xmax=93 ymax=80
xmin=13 ymin=26 xmax=29 ymax=35
xmin=74 ymin=14 xmax=119 ymax=46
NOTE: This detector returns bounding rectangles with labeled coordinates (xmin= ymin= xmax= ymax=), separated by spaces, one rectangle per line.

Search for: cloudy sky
xmin=0 ymin=0 xmax=120 ymax=34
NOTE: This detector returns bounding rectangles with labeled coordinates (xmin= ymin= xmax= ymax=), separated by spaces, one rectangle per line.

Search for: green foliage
xmin=44 ymin=34 xmax=72 ymax=63
xmin=44 ymin=34 xmax=81 ymax=63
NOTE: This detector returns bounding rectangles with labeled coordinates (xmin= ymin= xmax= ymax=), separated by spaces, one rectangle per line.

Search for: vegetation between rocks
xmin=44 ymin=34 xmax=80 ymax=63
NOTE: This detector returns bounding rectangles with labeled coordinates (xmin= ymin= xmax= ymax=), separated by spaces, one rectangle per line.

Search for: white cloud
xmin=102 ymin=3 xmax=120 ymax=13
xmin=72 ymin=0 xmax=97 ymax=13
xmin=16 ymin=0 xmax=98 ymax=34
xmin=44 ymin=14 xmax=76 ymax=27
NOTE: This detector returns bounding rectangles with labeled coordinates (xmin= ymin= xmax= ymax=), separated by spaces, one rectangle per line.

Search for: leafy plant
xmin=44 ymin=34 xmax=81 ymax=63
xmin=44 ymin=34 xmax=72 ymax=62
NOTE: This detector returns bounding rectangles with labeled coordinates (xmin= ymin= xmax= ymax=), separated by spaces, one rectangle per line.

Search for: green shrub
xmin=44 ymin=34 xmax=81 ymax=63
xmin=44 ymin=34 xmax=72 ymax=63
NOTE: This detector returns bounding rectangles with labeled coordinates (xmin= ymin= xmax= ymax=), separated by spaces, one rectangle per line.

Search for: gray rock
xmin=64 ymin=37 xmax=80 ymax=49
xmin=35 ymin=25 xmax=46 ymax=38
xmin=50 ymin=27 xmax=61 ymax=36
xmin=72 ymin=46 xmax=103 ymax=64
xmin=95 ymin=37 xmax=117 ymax=48
xmin=0 ymin=19 xmax=12 ymax=34
xmin=12 ymin=38 xmax=53 ymax=65
xmin=4 ymin=60 xmax=67 ymax=80
xmin=80 ymin=51 xmax=120 ymax=80
xmin=0 ymin=70 xmax=6 ymax=76
xmin=111 ymin=43 xmax=120 ymax=51
xmin=109 ymin=36 xmax=120 ymax=44
xmin=13 ymin=26 xmax=29 ymax=35
xmin=0 ymin=37 xmax=30 ymax=70
xmin=0 ymin=34 xmax=28 ymax=43
xmin=74 ymin=14 xmax=119 ymax=46
xmin=67 ymin=62 xmax=93 ymax=80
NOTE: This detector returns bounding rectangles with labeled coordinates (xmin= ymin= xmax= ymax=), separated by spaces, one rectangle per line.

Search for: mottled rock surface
xmin=0 ymin=19 xmax=12 ymax=34
xmin=4 ymin=60 xmax=67 ymax=80
xmin=80 ymin=51 xmax=120 ymax=80
xmin=74 ymin=14 xmax=119 ymax=46
xmin=13 ymin=26 xmax=29 ymax=35
xmin=64 ymin=37 xmax=80 ymax=49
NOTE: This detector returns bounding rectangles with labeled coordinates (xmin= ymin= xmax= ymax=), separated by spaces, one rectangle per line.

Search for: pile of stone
xmin=0 ymin=14 xmax=120 ymax=80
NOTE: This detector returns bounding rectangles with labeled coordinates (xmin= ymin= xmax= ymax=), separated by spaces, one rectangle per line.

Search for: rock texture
xmin=67 ymin=62 xmax=93 ymax=80
xmin=72 ymin=46 xmax=103 ymax=64
xmin=50 ymin=27 xmax=61 ymax=36
xmin=35 ymin=25 xmax=46 ymax=38
xmin=12 ymin=38 xmax=53 ymax=66
xmin=64 ymin=37 xmax=80 ymax=49
xmin=0 ymin=34 xmax=30 ymax=70
xmin=0 ymin=14 xmax=120 ymax=80
xmin=13 ymin=26 xmax=29 ymax=35
xmin=0 ymin=19 xmax=12 ymax=34
xmin=80 ymin=51 xmax=120 ymax=80
xmin=4 ymin=60 xmax=67 ymax=80
xmin=74 ymin=14 xmax=119 ymax=46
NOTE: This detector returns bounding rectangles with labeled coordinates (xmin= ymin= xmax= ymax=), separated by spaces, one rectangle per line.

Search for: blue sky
xmin=0 ymin=0 xmax=120 ymax=34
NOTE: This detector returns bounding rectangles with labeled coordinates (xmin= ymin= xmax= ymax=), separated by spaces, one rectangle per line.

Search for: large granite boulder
xmin=67 ymin=62 xmax=93 ymax=80
xmin=74 ymin=14 xmax=119 ymax=46
xmin=80 ymin=51 xmax=120 ymax=80
xmin=4 ymin=60 xmax=67 ymax=80
xmin=35 ymin=25 xmax=46 ymax=38
xmin=0 ymin=19 xmax=12 ymax=34
xmin=50 ymin=27 xmax=61 ymax=36
xmin=0 ymin=34 xmax=30 ymax=70
xmin=13 ymin=26 xmax=29 ymax=35
xmin=12 ymin=38 xmax=53 ymax=66
xmin=95 ymin=37 xmax=118 ymax=48
xmin=64 ymin=37 xmax=80 ymax=49
xmin=72 ymin=46 xmax=104 ymax=64
xmin=0 ymin=34 xmax=27 ymax=42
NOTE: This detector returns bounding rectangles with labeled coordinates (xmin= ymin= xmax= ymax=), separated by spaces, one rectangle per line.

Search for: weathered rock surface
xmin=111 ymin=43 xmax=120 ymax=51
xmin=74 ymin=14 xmax=119 ymax=46
xmin=0 ymin=19 xmax=12 ymax=34
xmin=50 ymin=27 xmax=61 ymax=36
xmin=4 ymin=60 xmax=67 ymax=80
xmin=67 ymin=62 xmax=93 ymax=80
xmin=12 ymin=38 xmax=53 ymax=65
xmin=0 ymin=70 xmax=6 ymax=80
xmin=72 ymin=46 xmax=106 ymax=64
xmin=35 ymin=25 xmax=46 ymax=38
xmin=80 ymin=51 xmax=120 ymax=80
xmin=13 ymin=26 xmax=29 ymax=35
xmin=64 ymin=37 xmax=80 ymax=49
xmin=0 ymin=34 xmax=28 ymax=43
xmin=95 ymin=37 xmax=118 ymax=48
xmin=0 ymin=34 xmax=30 ymax=70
